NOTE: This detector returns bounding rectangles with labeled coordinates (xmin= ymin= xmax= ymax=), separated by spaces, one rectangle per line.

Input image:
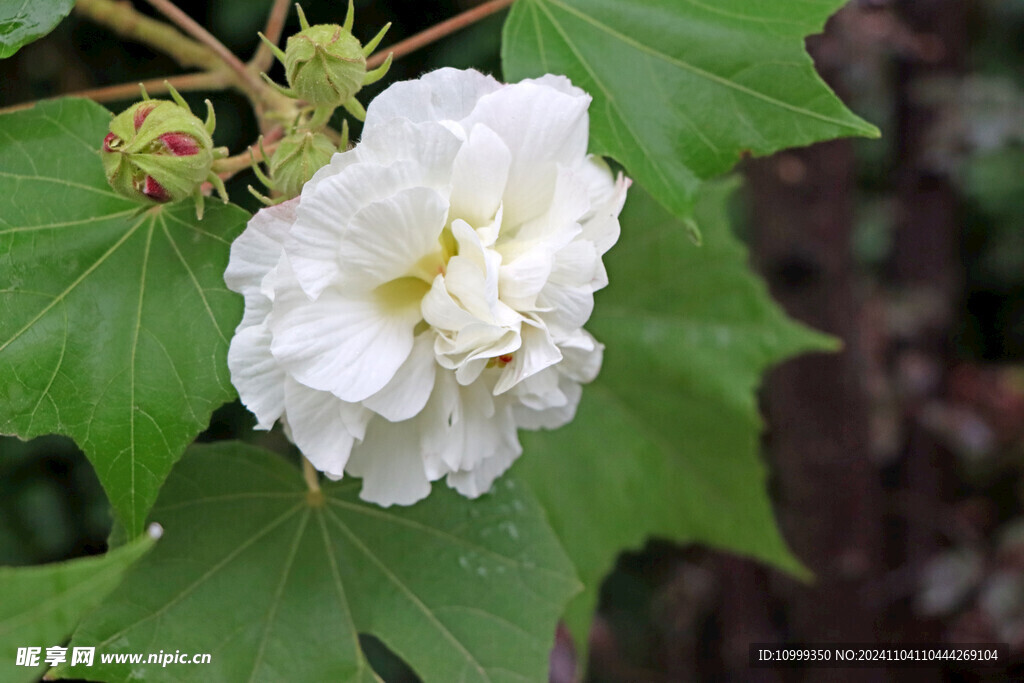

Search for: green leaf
xmin=502 ymin=0 xmax=879 ymax=220
xmin=514 ymin=179 xmax=836 ymax=649
xmin=61 ymin=442 xmax=581 ymax=682
xmin=0 ymin=99 xmax=246 ymax=537
xmin=0 ymin=0 xmax=75 ymax=59
xmin=0 ymin=530 xmax=156 ymax=683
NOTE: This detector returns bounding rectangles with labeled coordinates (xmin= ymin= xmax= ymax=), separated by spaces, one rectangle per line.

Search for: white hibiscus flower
xmin=225 ymin=67 xmax=629 ymax=506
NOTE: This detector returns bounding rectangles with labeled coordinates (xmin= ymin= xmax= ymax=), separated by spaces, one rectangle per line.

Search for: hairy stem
xmin=74 ymin=0 xmax=218 ymax=70
xmin=11 ymin=0 xmax=515 ymax=148
xmin=251 ymin=0 xmax=292 ymax=73
xmin=0 ymin=71 xmax=230 ymax=115
xmin=210 ymin=126 xmax=284 ymax=176
xmin=367 ymin=0 xmax=516 ymax=69
xmin=143 ymin=0 xmax=265 ymax=97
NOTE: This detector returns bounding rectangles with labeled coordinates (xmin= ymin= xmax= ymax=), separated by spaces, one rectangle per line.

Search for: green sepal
xmin=101 ymin=93 xmax=217 ymax=205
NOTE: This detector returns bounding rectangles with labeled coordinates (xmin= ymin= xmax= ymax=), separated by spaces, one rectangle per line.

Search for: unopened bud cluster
xmin=100 ymin=85 xmax=226 ymax=217
xmin=100 ymin=1 xmax=396 ymax=210
xmin=247 ymin=0 xmax=393 ymax=202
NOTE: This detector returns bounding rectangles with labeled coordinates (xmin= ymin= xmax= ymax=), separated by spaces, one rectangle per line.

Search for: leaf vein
xmin=0 ymin=170 xmax=125 ymax=199
xmin=322 ymin=506 xmax=491 ymax=682
xmin=530 ymin=0 xmax=675 ymax=191
xmin=160 ymin=215 xmax=230 ymax=343
xmin=314 ymin=508 xmax=371 ymax=679
xmin=248 ymin=507 xmax=311 ymax=683
xmin=128 ymin=220 xmax=156 ymax=532
xmin=96 ymin=502 xmax=306 ymax=648
xmin=25 ymin=302 xmax=67 ymax=434
xmin=325 ymin=497 xmax=572 ymax=583
xmin=0 ymin=208 xmax=139 ymax=235
xmin=540 ymin=0 xmax=869 ymax=131
xmin=163 ymin=210 xmax=233 ymax=245
xmin=0 ymin=212 xmax=149 ymax=354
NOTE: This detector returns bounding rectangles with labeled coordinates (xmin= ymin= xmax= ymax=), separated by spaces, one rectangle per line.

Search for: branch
xmin=0 ymin=72 xmax=229 ymax=115
xmin=211 ymin=126 xmax=285 ymax=177
xmin=143 ymin=0 xmax=265 ymax=97
xmin=367 ymin=0 xmax=516 ymax=69
xmin=74 ymin=0 xmax=219 ymax=70
xmin=251 ymin=0 xmax=292 ymax=73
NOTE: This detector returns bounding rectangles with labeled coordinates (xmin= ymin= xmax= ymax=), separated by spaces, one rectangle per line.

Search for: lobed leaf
xmin=0 ymin=98 xmax=247 ymax=537
xmin=60 ymin=442 xmax=581 ymax=682
xmin=502 ymin=0 xmax=879 ymax=221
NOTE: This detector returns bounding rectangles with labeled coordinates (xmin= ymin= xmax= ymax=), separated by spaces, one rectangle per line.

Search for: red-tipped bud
xmin=159 ymin=132 xmax=202 ymax=156
xmin=101 ymin=97 xmax=217 ymax=206
xmin=141 ymin=175 xmax=171 ymax=202
xmin=102 ymin=132 xmax=120 ymax=153
xmin=133 ymin=103 xmax=156 ymax=131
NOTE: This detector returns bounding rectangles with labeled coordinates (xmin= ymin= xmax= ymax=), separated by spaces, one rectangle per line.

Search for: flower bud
xmin=259 ymin=2 xmax=392 ymax=121
xmin=284 ymin=24 xmax=366 ymax=108
xmin=101 ymin=94 xmax=215 ymax=205
xmin=269 ymin=131 xmax=337 ymax=198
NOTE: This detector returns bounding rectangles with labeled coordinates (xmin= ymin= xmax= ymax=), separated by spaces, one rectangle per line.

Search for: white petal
xmin=463 ymin=82 xmax=591 ymax=226
xmin=346 ymin=418 xmax=432 ymax=506
xmin=342 ymin=187 xmax=449 ymax=288
xmin=498 ymin=249 xmax=555 ymax=311
xmin=290 ymin=160 xmax=448 ymax=298
xmin=224 ymin=199 xmax=297 ymax=297
xmin=302 ymin=148 xmax=360 ymax=195
xmin=422 ymin=274 xmax=479 ymax=331
xmin=422 ymin=378 xmax=514 ymax=474
xmin=269 ymin=287 xmax=420 ymax=403
xmin=549 ymin=240 xmax=600 ymax=289
xmin=448 ymin=124 xmax=511 ymax=227
xmin=453 ymin=358 xmax=489 ymax=386
xmin=496 ymin=169 xmax=587 ymax=311
xmin=418 ymin=371 xmax=461 ymax=479
xmin=536 ymin=283 xmax=594 ymax=338
xmin=558 ymin=328 xmax=604 ymax=384
xmin=450 ymin=219 xmax=487 ymax=270
xmin=579 ymin=171 xmax=630 ymax=256
xmin=357 ymin=119 xmax=462 ymax=177
xmin=521 ymin=73 xmax=587 ymax=98
xmin=475 ymin=203 xmax=503 ymax=248
xmin=444 ymin=255 xmax=496 ymax=322
xmin=434 ymin=323 xmax=520 ymax=372
xmin=363 ymin=67 xmax=501 ymax=132
xmin=447 ymin=222 xmax=518 ymax=324
xmin=283 ymin=377 xmax=368 ymax=479
xmin=363 ymin=333 xmax=437 ymax=422
xmin=494 ymin=321 xmax=562 ymax=395
xmin=503 ymin=165 xmax=589 ymax=253
xmin=445 ymin=404 xmax=523 ymax=498
xmin=227 ymin=322 xmax=286 ymax=429
xmin=575 ymin=156 xmax=618 ymax=217
xmin=510 ymin=364 xmax=567 ymax=412
xmin=513 ymin=375 xmax=582 ymax=430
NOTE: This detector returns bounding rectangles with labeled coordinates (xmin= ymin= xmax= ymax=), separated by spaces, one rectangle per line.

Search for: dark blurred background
xmin=3 ymin=0 xmax=1024 ymax=681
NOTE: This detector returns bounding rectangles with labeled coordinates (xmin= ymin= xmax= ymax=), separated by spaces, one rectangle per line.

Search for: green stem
xmin=302 ymin=457 xmax=322 ymax=496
